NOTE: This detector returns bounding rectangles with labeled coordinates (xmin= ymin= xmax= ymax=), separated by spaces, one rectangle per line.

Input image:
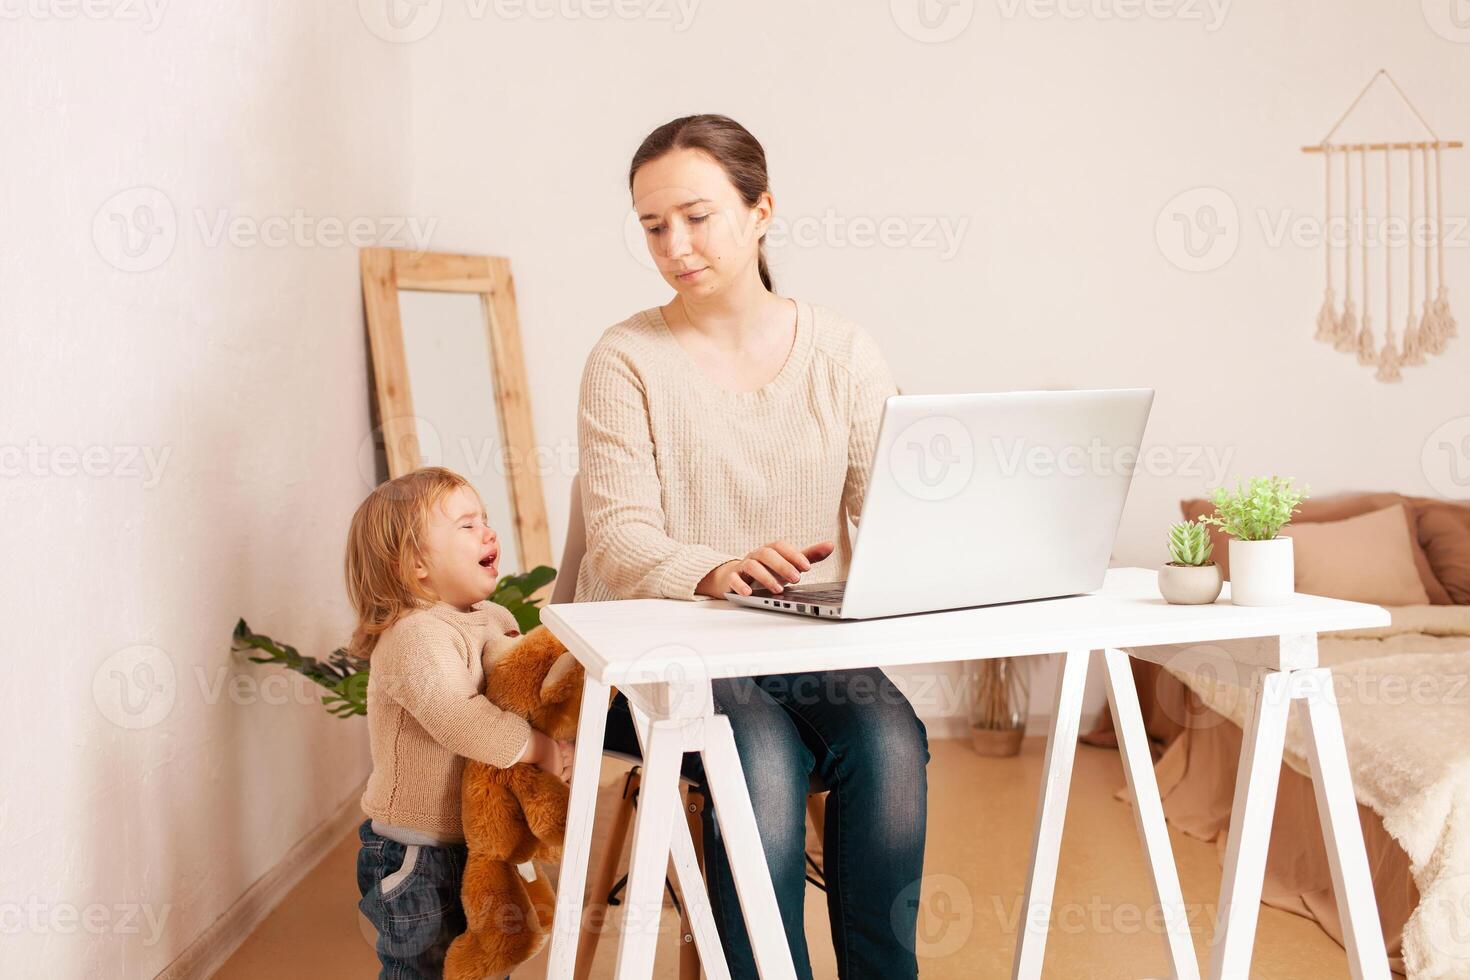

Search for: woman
xmin=575 ymin=113 xmax=929 ymax=979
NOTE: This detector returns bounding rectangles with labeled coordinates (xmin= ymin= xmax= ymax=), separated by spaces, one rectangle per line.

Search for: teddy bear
xmin=444 ymin=623 xmax=584 ymax=980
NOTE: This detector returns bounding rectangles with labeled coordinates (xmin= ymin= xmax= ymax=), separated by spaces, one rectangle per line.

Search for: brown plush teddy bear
xmin=444 ymin=624 xmax=584 ymax=980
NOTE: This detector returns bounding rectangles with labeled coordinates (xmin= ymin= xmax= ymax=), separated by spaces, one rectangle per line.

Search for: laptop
xmin=725 ymin=388 xmax=1154 ymax=620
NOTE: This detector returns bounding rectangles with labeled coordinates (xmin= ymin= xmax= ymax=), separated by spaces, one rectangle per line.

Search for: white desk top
xmin=541 ymin=567 xmax=1391 ymax=686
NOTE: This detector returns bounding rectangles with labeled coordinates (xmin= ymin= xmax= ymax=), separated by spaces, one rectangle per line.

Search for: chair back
xmin=550 ymin=472 xmax=585 ymax=605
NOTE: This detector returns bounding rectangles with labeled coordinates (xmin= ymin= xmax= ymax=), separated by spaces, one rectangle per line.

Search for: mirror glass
xmin=398 ymin=289 xmax=522 ymax=576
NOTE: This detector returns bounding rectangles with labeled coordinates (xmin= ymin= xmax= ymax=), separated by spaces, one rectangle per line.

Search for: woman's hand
xmin=523 ymin=730 xmax=574 ymax=783
xmin=697 ymin=539 xmax=834 ymax=598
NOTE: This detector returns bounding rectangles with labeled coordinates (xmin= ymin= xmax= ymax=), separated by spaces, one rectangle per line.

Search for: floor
xmin=214 ymin=738 xmax=1350 ymax=979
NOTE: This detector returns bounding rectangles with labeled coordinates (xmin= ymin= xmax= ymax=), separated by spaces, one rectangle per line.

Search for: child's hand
xmin=524 ymin=731 xmax=574 ymax=783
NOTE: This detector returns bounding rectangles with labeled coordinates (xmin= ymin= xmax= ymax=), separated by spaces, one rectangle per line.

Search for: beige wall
xmin=3 ymin=0 xmax=1468 ymax=974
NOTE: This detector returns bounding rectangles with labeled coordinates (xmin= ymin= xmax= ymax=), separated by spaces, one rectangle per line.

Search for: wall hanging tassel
xmin=1315 ymin=144 xmax=1340 ymax=342
xmin=1336 ymin=148 xmax=1359 ymax=349
xmin=1421 ymin=144 xmax=1439 ymax=354
xmin=1402 ymin=144 xmax=1425 ymax=366
xmin=1340 ymin=148 xmax=1358 ymax=352
xmin=1357 ymin=143 xmax=1378 ymax=366
xmin=1376 ymin=144 xmax=1404 ymax=381
xmin=1431 ymin=139 xmax=1457 ymax=350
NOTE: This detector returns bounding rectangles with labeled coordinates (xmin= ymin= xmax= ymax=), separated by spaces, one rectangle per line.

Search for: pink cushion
xmin=1281 ymin=504 xmax=1431 ymax=605
xmin=1415 ymin=503 xmax=1470 ymax=604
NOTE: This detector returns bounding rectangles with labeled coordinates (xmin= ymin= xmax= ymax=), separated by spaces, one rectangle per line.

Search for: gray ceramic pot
xmin=1158 ymin=562 xmax=1224 ymax=604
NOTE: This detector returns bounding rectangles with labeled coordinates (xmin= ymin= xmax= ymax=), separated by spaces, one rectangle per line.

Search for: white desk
xmin=544 ymin=567 xmax=1393 ymax=980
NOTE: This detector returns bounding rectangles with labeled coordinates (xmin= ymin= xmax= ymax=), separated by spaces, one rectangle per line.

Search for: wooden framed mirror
xmin=359 ymin=248 xmax=551 ymax=574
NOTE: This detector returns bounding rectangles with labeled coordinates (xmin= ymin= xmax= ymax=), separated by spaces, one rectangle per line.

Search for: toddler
xmin=346 ymin=466 xmax=573 ymax=979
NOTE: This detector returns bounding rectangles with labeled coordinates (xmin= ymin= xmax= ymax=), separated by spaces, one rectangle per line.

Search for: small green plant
xmin=232 ymin=564 xmax=558 ymax=719
xmin=1166 ymin=521 xmax=1214 ymax=566
xmin=1197 ymin=476 xmax=1309 ymax=541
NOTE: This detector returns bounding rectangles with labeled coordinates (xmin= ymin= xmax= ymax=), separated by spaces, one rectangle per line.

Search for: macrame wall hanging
xmin=1306 ymin=70 xmax=1460 ymax=383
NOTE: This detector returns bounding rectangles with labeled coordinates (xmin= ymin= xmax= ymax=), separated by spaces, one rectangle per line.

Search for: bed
xmin=1083 ymin=492 xmax=1470 ymax=979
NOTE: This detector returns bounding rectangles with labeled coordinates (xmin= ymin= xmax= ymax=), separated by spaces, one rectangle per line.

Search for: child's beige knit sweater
xmin=575 ymin=298 xmax=896 ymax=603
xmin=359 ymin=600 xmax=532 ymax=838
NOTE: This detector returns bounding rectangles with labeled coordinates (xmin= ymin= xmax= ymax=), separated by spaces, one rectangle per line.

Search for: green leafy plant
xmin=1197 ymin=477 xmax=1309 ymax=541
xmin=1166 ymin=520 xmax=1214 ymax=566
xmin=231 ymin=621 xmax=369 ymax=717
xmin=232 ymin=564 xmax=557 ymax=719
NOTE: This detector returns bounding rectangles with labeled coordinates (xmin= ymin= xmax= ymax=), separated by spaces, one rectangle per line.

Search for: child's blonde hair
xmin=344 ymin=466 xmax=484 ymax=660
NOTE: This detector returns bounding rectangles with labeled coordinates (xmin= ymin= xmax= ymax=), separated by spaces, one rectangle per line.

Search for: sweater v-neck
xmin=648 ymin=297 xmax=813 ymax=410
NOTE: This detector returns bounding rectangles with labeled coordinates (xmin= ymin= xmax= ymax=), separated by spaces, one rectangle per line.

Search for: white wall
xmin=400 ymin=1 xmax=1470 ymax=732
xmin=4 ymin=1 xmax=1468 ymax=975
xmin=2 ymin=5 xmax=412 ymax=976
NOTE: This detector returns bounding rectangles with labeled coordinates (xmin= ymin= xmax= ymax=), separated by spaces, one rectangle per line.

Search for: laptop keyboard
xmin=778 ymin=583 xmax=846 ymax=602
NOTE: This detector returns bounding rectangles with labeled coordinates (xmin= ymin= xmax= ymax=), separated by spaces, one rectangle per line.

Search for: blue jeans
xmin=605 ymin=668 xmax=930 ymax=979
xmin=356 ymin=820 xmax=473 ymax=980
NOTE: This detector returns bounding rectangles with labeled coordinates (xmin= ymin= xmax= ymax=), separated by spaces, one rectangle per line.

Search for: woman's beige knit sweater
xmin=574 ymin=298 xmax=897 ymax=603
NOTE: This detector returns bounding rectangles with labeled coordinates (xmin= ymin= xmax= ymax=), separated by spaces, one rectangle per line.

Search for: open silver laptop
xmin=725 ymin=388 xmax=1154 ymax=620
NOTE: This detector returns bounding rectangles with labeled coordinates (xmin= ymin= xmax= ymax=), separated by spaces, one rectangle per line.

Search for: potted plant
xmin=231 ymin=565 xmax=557 ymax=718
xmin=1158 ymin=520 xmax=1223 ymax=604
xmin=1198 ymin=477 xmax=1309 ymax=607
xmin=966 ymin=658 xmax=1029 ymax=757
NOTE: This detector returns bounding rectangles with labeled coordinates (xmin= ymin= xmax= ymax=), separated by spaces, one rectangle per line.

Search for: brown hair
xmin=628 ymin=114 xmax=775 ymax=292
xmin=343 ymin=466 xmax=481 ymax=660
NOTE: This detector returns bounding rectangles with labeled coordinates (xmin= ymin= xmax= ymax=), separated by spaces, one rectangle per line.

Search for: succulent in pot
xmin=1158 ymin=520 xmax=1223 ymax=604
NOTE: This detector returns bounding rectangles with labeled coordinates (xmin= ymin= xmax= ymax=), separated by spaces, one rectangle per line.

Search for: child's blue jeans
xmin=356 ymin=819 xmax=470 ymax=980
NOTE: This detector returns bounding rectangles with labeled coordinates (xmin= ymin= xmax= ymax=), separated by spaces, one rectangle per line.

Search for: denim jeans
xmin=356 ymin=819 xmax=472 ymax=980
xmin=604 ymin=668 xmax=930 ymax=980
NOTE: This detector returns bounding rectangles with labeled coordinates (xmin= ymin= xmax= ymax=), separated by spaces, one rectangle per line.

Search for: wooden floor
xmin=214 ymin=738 xmax=1349 ymax=979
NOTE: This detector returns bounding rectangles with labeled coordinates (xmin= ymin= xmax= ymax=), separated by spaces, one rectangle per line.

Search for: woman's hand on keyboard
xmin=698 ymin=539 xmax=834 ymax=598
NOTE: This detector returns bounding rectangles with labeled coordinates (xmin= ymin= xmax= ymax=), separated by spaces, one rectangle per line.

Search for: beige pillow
xmin=1281 ymin=504 xmax=1431 ymax=605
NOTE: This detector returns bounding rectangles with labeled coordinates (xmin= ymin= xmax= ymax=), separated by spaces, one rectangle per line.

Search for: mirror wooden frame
xmin=359 ymin=247 xmax=551 ymax=572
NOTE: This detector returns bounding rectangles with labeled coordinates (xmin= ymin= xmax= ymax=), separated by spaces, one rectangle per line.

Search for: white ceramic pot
xmin=1228 ymin=537 xmax=1295 ymax=606
xmin=1158 ymin=562 xmax=1223 ymax=604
